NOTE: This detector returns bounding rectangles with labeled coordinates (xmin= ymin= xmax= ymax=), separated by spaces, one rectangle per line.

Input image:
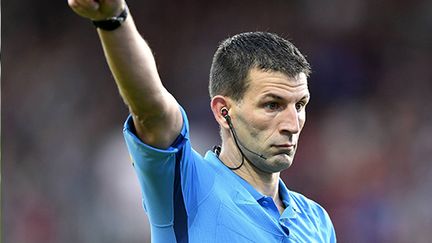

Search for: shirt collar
xmin=234 ymin=173 xmax=265 ymax=201
xmin=278 ymin=179 xmax=301 ymax=219
xmin=204 ymin=150 xmax=300 ymax=218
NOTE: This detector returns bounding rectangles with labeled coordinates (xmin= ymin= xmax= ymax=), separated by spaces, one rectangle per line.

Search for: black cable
xmin=223 ymin=115 xmax=248 ymax=170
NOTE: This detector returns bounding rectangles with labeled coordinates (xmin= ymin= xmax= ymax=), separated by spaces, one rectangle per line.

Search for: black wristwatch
xmin=92 ymin=6 xmax=128 ymax=31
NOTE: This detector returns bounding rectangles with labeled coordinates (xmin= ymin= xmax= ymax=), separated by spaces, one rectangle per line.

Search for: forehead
xmin=243 ymin=68 xmax=309 ymax=98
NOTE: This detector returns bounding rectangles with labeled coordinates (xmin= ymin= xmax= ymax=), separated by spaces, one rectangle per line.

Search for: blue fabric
xmin=123 ymin=107 xmax=336 ymax=243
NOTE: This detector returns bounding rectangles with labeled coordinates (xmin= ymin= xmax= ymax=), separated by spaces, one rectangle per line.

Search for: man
xmin=69 ymin=0 xmax=336 ymax=242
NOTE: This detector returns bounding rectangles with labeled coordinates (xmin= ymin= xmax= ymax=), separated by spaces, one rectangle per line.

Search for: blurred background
xmin=2 ymin=0 xmax=432 ymax=242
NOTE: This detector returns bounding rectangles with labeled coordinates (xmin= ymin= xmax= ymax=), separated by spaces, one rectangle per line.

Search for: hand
xmin=68 ymin=0 xmax=125 ymax=21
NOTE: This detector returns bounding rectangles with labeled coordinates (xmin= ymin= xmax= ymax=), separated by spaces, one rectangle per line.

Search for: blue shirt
xmin=123 ymin=107 xmax=336 ymax=243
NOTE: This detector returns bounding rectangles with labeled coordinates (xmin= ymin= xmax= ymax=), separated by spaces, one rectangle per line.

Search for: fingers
xmin=69 ymin=0 xmax=125 ymax=20
xmin=68 ymin=0 xmax=100 ymax=19
xmin=83 ymin=0 xmax=100 ymax=10
xmin=70 ymin=0 xmax=99 ymax=11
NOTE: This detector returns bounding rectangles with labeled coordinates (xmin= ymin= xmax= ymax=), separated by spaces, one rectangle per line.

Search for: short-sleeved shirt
xmin=123 ymin=107 xmax=336 ymax=243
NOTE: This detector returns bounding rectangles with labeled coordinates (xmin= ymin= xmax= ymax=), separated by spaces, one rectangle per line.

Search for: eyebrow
xmin=263 ymin=94 xmax=283 ymax=100
xmin=301 ymin=94 xmax=311 ymax=100
xmin=262 ymin=93 xmax=310 ymax=101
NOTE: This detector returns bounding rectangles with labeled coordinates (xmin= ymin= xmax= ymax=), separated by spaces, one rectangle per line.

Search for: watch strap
xmin=92 ymin=6 xmax=128 ymax=31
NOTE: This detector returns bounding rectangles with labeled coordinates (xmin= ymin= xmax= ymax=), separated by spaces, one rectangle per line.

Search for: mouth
xmin=272 ymin=144 xmax=296 ymax=155
xmin=273 ymin=143 xmax=295 ymax=148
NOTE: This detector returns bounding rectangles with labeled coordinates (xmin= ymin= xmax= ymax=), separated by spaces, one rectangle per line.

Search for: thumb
xmin=89 ymin=0 xmax=100 ymax=10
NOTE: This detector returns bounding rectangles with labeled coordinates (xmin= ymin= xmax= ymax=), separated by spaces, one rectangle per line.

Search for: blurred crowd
xmin=3 ymin=0 xmax=432 ymax=242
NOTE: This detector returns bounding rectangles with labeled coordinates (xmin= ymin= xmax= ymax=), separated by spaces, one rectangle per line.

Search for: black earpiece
xmin=221 ymin=107 xmax=229 ymax=119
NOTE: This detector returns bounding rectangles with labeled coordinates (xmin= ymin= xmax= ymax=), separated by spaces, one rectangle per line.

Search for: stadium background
xmin=3 ymin=0 xmax=432 ymax=242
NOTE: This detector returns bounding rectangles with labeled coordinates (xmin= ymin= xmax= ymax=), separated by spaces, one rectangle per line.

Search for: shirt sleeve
xmin=313 ymin=202 xmax=337 ymax=243
xmin=122 ymin=106 xmax=189 ymax=228
xmin=322 ymin=208 xmax=337 ymax=243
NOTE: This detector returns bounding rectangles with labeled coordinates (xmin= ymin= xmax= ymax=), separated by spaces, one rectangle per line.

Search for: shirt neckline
xmin=204 ymin=150 xmax=300 ymax=219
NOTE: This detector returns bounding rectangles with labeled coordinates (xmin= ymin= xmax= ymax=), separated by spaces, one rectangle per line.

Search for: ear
xmin=210 ymin=95 xmax=231 ymax=129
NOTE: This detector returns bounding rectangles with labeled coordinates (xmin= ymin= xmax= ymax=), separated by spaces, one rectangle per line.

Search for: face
xmin=230 ymin=68 xmax=310 ymax=173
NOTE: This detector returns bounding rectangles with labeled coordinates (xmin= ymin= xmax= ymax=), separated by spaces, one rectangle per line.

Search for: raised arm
xmin=68 ymin=0 xmax=182 ymax=148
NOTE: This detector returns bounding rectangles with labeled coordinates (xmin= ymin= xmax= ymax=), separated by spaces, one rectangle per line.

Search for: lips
xmin=273 ymin=144 xmax=295 ymax=148
xmin=272 ymin=143 xmax=296 ymax=155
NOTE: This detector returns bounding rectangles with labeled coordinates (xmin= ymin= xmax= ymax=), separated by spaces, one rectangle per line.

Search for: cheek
xmin=237 ymin=112 xmax=269 ymax=138
xmin=250 ymin=119 xmax=278 ymax=143
xmin=299 ymin=111 xmax=306 ymax=130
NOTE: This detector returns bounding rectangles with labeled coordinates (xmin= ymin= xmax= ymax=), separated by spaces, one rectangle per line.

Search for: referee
xmin=69 ymin=0 xmax=336 ymax=242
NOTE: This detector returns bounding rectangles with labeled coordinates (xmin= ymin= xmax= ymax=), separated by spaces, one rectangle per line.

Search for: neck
xmin=237 ymin=165 xmax=281 ymax=199
xmin=219 ymin=140 xmax=280 ymax=200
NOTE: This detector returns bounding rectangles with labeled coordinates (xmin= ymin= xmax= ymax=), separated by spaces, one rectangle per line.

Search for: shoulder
xmin=123 ymin=105 xmax=191 ymax=164
xmin=290 ymin=191 xmax=327 ymax=214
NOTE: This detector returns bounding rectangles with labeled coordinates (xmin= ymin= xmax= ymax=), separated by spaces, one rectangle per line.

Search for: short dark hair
xmin=209 ymin=32 xmax=311 ymax=101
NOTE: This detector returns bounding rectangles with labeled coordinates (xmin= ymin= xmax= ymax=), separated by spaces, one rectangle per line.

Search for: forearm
xmin=98 ymin=14 xmax=167 ymax=116
xmin=97 ymin=14 xmax=182 ymax=147
xmin=68 ymin=0 xmax=182 ymax=148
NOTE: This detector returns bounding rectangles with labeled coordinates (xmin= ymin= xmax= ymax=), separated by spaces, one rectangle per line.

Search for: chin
xmin=265 ymin=155 xmax=294 ymax=173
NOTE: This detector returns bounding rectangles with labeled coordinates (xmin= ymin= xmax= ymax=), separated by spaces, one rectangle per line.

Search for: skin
xmin=69 ymin=0 xmax=308 ymax=216
xmin=68 ymin=0 xmax=183 ymax=149
xmin=211 ymin=68 xmax=310 ymax=214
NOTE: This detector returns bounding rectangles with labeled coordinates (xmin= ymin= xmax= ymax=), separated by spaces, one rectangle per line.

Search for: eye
xmin=295 ymin=101 xmax=306 ymax=111
xmin=264 ymin=102 xmax=281 ymax=111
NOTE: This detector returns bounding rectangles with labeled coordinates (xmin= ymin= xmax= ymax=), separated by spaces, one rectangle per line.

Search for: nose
xmin=278 ymin=105 xmax=300 ymax=135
